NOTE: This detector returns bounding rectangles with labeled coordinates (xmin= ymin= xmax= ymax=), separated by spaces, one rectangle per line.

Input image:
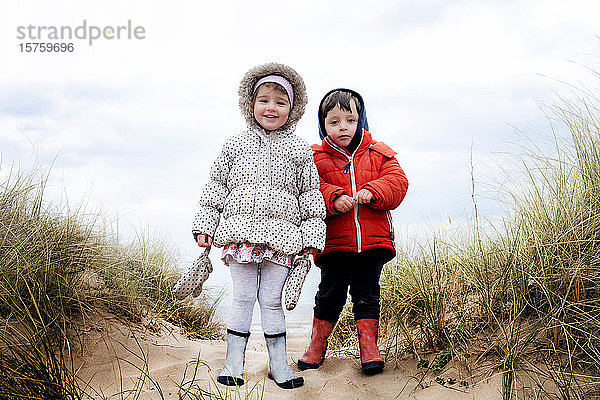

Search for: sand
xmin=74 ymin=315 xmax=503 ymax=400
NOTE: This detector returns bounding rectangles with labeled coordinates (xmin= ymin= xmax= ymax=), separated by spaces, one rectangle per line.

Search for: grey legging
xmin=227 ymin=258 xmax=289 ymax=335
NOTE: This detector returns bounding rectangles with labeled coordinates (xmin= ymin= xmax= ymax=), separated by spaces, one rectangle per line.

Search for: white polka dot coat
xmin=192 ymin=63 xmax=327 ymax=255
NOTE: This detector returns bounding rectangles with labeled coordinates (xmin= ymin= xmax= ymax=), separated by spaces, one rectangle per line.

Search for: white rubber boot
xmin=217 ymin=330 xmax=250 ymax=386
xmin=264 ymin=332 xmax=304 ymax=389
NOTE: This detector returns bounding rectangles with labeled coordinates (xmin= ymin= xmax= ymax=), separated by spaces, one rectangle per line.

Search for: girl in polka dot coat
xmin=192 ymin=63 xmax=326 ymax=389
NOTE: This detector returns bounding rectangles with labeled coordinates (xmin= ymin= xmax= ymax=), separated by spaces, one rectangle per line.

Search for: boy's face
xmin=324 ymin=101 xmax=359 ymax=148
xmin=253 ymin=85 xmax=291 ymax=132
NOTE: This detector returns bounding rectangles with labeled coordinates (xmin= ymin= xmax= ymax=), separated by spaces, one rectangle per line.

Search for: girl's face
xmin=253 ymin=84 xmax=291 ymax=131
xmin=324 ymin=101 xmax=359 ymax=148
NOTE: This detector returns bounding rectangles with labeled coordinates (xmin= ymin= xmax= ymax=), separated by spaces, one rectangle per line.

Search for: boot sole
xmin=297 ymin=358 xmax=322 ymax=370
xmin=361 ymin=360 xmax=384 ymax=375
xmin=297 ymin=348 xmax=327 ymax=371
xmin=268 ymin=372 xmax=304 ymax=389
xmin=217 ymin=375 xmax=244 ymax=386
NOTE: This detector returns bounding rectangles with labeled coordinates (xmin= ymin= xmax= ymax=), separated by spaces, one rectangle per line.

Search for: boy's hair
xmin=319 ymin=90 xmax=362 ymax=121
xmin=252 ymin=82 xmax=289 ymax=104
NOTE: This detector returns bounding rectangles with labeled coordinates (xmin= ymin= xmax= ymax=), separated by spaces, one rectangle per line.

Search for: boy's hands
xmin=334 ymin=190 xmax=374 ymax=213
xmin=197 ymin=234 xmax=213 ymax=247
xmin=334 ymin=194 xmax=355 ymax=213
xmin=355 ymin=188 xmax=374 ymax=204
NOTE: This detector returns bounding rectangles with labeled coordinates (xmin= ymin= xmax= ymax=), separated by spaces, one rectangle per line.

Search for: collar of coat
xmin=311 ymin=130 xmax=397 ymax=159
xmin=250 ymin=124 xmax=297 ymax=141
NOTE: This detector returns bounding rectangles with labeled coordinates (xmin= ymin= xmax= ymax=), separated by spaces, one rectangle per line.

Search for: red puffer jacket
xmin=311 ymin=130 xmax=408 ymax=263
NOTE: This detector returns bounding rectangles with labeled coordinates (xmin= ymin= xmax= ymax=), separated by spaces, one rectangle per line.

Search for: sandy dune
xmin=74 ymin=315 xmax=502 ymax=399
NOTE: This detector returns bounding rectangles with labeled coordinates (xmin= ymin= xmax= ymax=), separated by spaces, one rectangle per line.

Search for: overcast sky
xmin=3 ymin=0 xmax=600 ymax=305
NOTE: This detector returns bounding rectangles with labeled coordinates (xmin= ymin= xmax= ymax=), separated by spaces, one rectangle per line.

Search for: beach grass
xmin=375 ymin=94 xmax=600 ymax=398
xmin=0 ymin=163 xmax=223 ymax=398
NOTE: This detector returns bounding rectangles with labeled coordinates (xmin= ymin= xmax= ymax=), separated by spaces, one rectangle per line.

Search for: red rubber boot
xmin=356 ymin=319 xmax=384 ymax=375
xmin=297 ymin=318 xmax=335 ymax=370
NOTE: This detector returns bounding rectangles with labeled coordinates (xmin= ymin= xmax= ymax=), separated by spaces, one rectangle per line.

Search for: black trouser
xmin=313 ymin=249 xmax=386 ymax=323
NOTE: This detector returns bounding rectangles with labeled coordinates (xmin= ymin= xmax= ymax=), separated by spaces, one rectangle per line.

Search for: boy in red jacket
xmin=298 ymin=89 xmax=408 ymax=375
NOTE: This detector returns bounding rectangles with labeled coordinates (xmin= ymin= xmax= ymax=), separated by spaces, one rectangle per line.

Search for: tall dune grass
xmin=0 ymin=164 xmax=223 ymax=398
xmin=352 ymin=93 xmax=600 ymax=398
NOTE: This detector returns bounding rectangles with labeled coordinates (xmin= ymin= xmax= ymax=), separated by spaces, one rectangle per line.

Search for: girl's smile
xmin=253 ymin=85 xmax=291 ymax=131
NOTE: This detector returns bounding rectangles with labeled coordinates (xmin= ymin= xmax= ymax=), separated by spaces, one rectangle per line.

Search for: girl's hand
xmin=304 ymin=247 xmax=318 ymax=256
xmin=333 ymin=194 xmax=355 ymax=213
xmin=197 ymin=234 xmax=213 ymax=247
xmin=355 ymin=188 xmax=374 ymax=204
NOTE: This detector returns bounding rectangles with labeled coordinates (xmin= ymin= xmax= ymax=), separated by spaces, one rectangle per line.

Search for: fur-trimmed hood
xmin=238 ymin=62 xmax=307 ymax=133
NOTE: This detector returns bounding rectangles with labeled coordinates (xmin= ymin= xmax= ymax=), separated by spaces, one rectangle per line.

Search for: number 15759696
xmin=19 ymin=42 xmax=74 ymax=52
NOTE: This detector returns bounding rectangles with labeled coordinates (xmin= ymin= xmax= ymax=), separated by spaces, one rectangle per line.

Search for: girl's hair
xmin=252 ymin=82 xmax=289 ymax=104
xmin=319 ymin=90 xmax=362 ymax=120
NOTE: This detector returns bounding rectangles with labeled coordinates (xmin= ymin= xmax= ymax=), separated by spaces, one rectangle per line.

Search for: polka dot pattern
xmin=172 ymin=247 xmax=213 ymax=299
xmin=192 ymin=127 xmax=326 ymax=255
xmin=284 ymin=252 xmax=312 ymax=310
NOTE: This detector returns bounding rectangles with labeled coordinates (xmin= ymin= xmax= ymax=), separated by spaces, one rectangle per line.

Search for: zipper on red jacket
xmin=325 ymin=132 xmax=365 ymax=253
xmin=349 ymin=157 xmax=362 ymax=252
